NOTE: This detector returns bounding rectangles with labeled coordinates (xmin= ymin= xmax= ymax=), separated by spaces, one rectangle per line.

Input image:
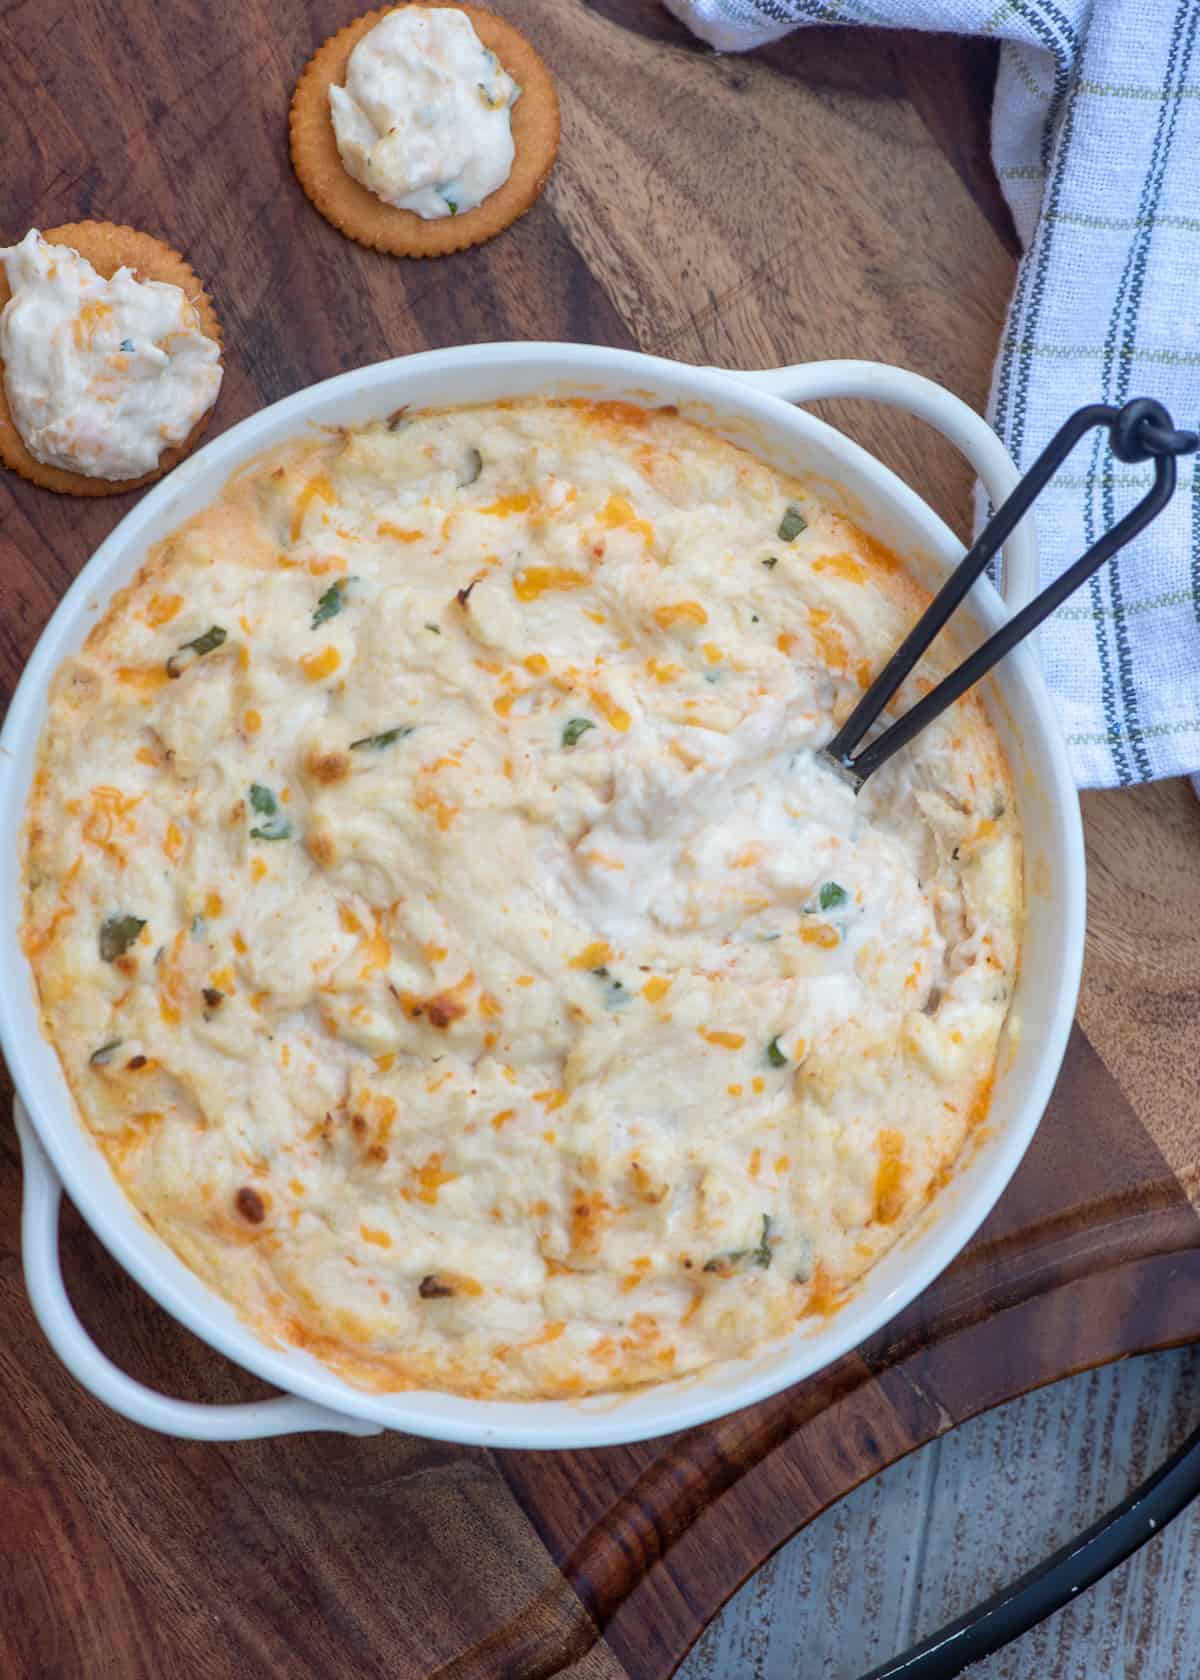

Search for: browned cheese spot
xmin=235 ymin=1186 xmax=266 ymax=1224
xmin=307 ymin=748 xmax=351 ymax=785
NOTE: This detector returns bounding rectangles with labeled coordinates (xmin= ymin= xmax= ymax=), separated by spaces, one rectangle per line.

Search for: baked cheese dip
xmin=22 ymin=399 xmax=1021 ymax=1399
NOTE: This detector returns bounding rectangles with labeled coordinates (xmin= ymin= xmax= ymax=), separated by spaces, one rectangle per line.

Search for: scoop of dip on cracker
xmin=0 ymin=228 xmax=222 ymax=484
xmin=330 ymin=6 xmax=519 ymax=219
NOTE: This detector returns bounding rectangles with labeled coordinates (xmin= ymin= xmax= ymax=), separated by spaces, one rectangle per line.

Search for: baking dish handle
xmin=15 ymin=1100 xmax=382 ymax=1441
xmin=729 ymin=361 xmax=1037 ymax=612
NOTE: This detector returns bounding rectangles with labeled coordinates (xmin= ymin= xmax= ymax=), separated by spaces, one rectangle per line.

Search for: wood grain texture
xmin=0 ymin=6 xmax=1197 ymax=1679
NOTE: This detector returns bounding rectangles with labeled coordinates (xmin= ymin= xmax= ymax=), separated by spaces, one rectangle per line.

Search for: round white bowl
xmin=1 ymin=346 xmax=1084 ymax=1447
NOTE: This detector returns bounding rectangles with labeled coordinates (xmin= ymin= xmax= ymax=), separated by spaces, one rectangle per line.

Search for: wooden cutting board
xmin=3 ymin=4 xmax=1199 ymax=1675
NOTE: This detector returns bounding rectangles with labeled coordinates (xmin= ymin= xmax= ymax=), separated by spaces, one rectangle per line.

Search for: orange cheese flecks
xmin=482 ymin=491 xmax=534 ymax=517
xmin=300 ymin=645 xmax=341 ymax=682
xmin=82 ymin=785 xmax=143 ymax=865
xmin=413 ymin=786 xmax=459 ymax=830
xmin=291 ymin=474 xmax=335 ymax=541
xmin=414 ymin=1152 xmax=457 ymax=1204
xmin=359 ymin=918 xmax=391 ymax=980
xmin=699 ymin=1028 xmax=745 ymax=1050
xmin=873 ymin=1129 xmax=908 ymax=1225
xmin=143 ymin=593 xmax=183 ymax=627
xmin=513 ymin=565 xmax=588 ymax=602
xmin=813 ymin=551 xmax=866 ymax=585
xmin=807 ymin=607 xmax=847 ymax=673
xmin=116 ymin=665 xmax=169 ymax=696
xmin=571 ymin=940 xmax=611 ymax=970
xmin=654 ymin=601 xmax=708 ymax=629
xmin=597 ymin=492 xmax=654 ymax=546
xmin=587 ymin=687 xmax=631 ymax=732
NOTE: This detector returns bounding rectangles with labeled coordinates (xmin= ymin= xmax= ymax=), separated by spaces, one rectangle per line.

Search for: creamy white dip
xmin=0 ymin=230 xmax=222 ymax=481
xmin=329 ymin=7 xmax=518 ymax=219
xmin=24 ymin=399 xmax=1021 ymax=1400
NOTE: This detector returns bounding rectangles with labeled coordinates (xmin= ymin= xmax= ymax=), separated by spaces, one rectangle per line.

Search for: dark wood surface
xmin=3 ymin=5 xmax=1199 ymax=1677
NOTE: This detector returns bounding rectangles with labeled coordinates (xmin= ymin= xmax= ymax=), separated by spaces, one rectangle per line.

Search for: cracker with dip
xmin=0 ymin=222 xmax=222 ymax=498
xmin=290 ymin=3 xmax=560 ymax=257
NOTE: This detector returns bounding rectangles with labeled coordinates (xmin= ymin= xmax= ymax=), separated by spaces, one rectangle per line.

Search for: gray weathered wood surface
xmin=680 ymin=1347 xmax=1200 ymax=1679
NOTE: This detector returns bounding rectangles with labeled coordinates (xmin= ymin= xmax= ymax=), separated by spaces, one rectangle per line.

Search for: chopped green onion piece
xmin=766 ymin=1035 xmax=788 ymax=1068
xmin=166 ymin=624 xmax=226 ymax=677
xmin=88 ymin=1038 xmax=123 ymax=1067
xmin=819 ymin=881 xmax=848 ymax=911
xmin=185 ymin=624 xmax=225 ymax=656
xmin=705 ymin=1216 xmax=774 ymax=1275
xmin=761 ymin=556 xmax=779 ymax=570
xmin=248 ymin=784 xmax=290 ymax=840
xmin=562 ymin=718 xmax=595 ymax=748
xmin=99 ymin=914 xmax=145 ymax=962
xmin=443 ymin=196 xmax=459 ymax=215
xmin=119 ymin=338 xmax=134 ymax=352
xmin=777 ymin=506 xmax=807 ymax=542
xmin=425 ymin=622 xmax=441 ymax=635
xmin=312 ymin=579 xmax=352 ymax=629
xmin=350 ymin=726 xmax=414 ymax=751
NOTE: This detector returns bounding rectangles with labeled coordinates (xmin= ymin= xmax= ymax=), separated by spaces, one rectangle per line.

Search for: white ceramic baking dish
xmin=1 ymin=346 xmax=1084 ymax=1447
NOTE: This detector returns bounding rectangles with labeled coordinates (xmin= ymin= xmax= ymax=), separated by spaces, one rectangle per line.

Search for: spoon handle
xmin=823 ymin=398 xmax=1199 ymax=790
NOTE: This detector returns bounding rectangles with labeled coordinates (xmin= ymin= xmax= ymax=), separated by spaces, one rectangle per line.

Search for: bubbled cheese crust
xmin=23 ymin=399 xmax=1021 ymax=1399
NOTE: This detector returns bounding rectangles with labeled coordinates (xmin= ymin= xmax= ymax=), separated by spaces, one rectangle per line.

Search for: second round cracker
xmin=0 ymin=221 xmax=223 ymax=498
xmin=290 ymin=4 xmax=560 ymax=258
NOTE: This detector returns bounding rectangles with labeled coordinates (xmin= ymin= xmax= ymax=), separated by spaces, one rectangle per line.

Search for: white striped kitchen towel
xmin=666 ymin=0 xmax=1200 ymax=788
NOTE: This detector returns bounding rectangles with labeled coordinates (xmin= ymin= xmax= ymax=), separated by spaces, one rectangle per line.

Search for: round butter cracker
xmin=290 ymin=4 xmax=560 ymax=257
xmin=0 ymin=221 xmax=223 ymax=498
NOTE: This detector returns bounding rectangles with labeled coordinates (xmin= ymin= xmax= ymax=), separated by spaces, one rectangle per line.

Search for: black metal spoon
xmin=820 ymin=398 xmax=1199 ymax=790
